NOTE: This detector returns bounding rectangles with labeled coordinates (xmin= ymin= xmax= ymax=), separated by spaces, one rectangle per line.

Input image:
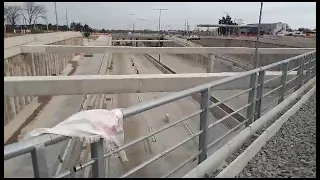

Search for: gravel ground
xmin=236 ymin=93 xmax=316 ymax=178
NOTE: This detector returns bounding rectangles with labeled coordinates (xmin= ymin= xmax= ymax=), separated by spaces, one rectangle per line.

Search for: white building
xmin=247 ymin=22 xmax=287 ymax=35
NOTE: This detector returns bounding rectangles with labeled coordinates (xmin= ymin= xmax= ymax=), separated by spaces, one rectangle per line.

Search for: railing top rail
xmin=122 ymin=50 xmax=316 ymax=117
xmin=3 ymin=50 xmax=316 ymax=161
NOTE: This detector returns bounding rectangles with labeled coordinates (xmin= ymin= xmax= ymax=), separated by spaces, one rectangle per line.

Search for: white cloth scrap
xmin=24 ymin=109 xmax=128 ymax=162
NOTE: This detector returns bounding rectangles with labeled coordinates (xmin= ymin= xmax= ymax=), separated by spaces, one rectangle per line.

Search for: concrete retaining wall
xmin=164 ymin=41 xmax=244 ymax=72
xmin=191 ymin=38 xmax=302 ymax=70
xmin=4 ymin=36 xmax=83 ymax=126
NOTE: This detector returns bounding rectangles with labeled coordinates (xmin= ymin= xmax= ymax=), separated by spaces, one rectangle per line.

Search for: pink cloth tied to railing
xmin=23 ymin=109 xmax=128 ymax=162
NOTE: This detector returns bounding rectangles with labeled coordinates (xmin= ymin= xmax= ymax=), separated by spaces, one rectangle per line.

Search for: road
xmin=4 ymin=38 xmax=281 ymax=178
xmin=4 ymin=36 xmax=111 ymax=178
xmin=107 ymin=52 xmax=230 ymax=178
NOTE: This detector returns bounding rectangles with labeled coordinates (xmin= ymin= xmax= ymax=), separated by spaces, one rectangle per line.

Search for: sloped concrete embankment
xmin=4 ymin=34 xmax=83 ymax=144
xmin=163 ymin=40 xmax=244 ymax=72
xmin=191 ymin=38 xmax=306 ymax=70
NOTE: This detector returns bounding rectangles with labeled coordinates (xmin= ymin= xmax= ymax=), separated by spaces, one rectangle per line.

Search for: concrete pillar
xmin=4 ymin=59 xmax=16 ymax=119
xmin=207 ymin=54 xmax=215 ymax=73
xmin=9 ymin=63 xmax=21 ymax=113
xmin=21 ymin=57 xmax=31 ymax=104
xmin=16 ymin=62 xmax=26 ymax=110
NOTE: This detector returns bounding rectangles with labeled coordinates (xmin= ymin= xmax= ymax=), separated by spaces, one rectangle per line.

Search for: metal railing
xmin=4 ymin=50 xmax=316 ymax=178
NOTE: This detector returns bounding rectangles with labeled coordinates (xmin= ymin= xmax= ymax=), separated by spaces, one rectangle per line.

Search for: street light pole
xmin=66 ymin=9 xmax=69 ymax=31
xmin=130 ymin=13 xmax=136 ymax=33
xmin=253 ymin=2 xmax=263 ymax=69
xmin=139 ymin=18 xmax=147 ymax=32
xmin=54 ymin=2 xmax=58 ymax=31
xmin=153 ymin=8 xmax=168 ymax=62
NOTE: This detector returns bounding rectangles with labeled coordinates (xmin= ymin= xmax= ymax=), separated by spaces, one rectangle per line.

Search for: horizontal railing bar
xmin=122 ymin=72 xmax=256 ymax=118
xmin=4 ymin=134 xmax=69 ymax=160
xmin=261 ymin=96 xmax=282 ymax=113
xmin=286 ymin=76 xmax=298 ymax=85
xmin=263 ymin=74 xmax=282 ymax=85
xmin=52 ymin=170 xmax=71 ymax=178
xmin=53 ymin=110 xmax=204 ymax=178
xmin=304 ymin=58 xmax=316 ymax=66
xmin=122 ymin=51 xmax=315 ymax=118
xmin=162 ymin=151 xmax=202 ymax=178
xmin=121 ymin=131 xmax=202 ymax=178
xmin=103 ymin=110 xmax=203 ymax=157
xmin=261 ymin=85 xmax=282 ymax=98
xmin=207 ymin=119 xmax=249 ymax=149
xmin=208 ymin=103 xmax=250 ymax=129
xmin=208 ymin=88 xmax=252 ymax=109
xmin=285 ymin=85 xmax=298 ymax=96
xmin=287 ymin=66 xmax=300 ymax=73
xmin=260 ymin=50 xmax=316 ymax=71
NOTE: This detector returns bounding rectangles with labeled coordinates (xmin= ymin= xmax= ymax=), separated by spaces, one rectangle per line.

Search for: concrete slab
xmin=21 ymin=45 xmax=315 ymax=55
xmin=4 ymin=71 xmax=297 ymax=96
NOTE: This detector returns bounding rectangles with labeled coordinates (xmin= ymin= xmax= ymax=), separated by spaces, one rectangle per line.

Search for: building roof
xmin=197 ymin=24 xmax=258 ymax=28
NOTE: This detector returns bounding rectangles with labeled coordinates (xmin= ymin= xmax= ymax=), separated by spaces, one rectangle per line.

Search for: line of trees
xmin=4 ymin=2 xmax=47 ymax=32
xmin=4 ymin=2 xmax=96 ymax=33
xmin=218 ymin=14 xmax=238 ymax=36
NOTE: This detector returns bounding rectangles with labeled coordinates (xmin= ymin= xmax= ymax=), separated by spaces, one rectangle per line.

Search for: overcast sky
xmin=5 ymin=2 xmax=316 ymax=30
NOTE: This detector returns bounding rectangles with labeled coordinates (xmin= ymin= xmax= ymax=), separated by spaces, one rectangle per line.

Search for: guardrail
xmin=4 ymin=50 xmax=316 ymax=178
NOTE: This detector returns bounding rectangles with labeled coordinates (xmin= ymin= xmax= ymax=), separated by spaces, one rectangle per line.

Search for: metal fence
xmin=3 ymin=50 xmax=316 ymax=178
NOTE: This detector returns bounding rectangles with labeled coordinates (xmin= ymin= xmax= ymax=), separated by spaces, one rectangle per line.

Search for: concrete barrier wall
xmin=191 ymin=38 xmax=302 ymax=70
xmin=4 ymin=32 xmax=81 ymax=49
xmin=164 ymin=41 xmax=245 ymax=72
xmin=4 ymin=36 xmax=83 ymax=126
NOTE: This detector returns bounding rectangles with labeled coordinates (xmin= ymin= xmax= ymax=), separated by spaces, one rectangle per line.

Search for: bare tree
xmin=4 ymin=5 xmax=7 ymax=32
xmin=21 ymin=2 xmax=46 ymax=29
xmin=4 ymin=5 xmax=21 ymax=26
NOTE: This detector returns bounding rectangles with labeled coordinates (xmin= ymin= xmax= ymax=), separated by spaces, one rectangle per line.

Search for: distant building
xmin=247 ymin=22 xmax=287 ymax=35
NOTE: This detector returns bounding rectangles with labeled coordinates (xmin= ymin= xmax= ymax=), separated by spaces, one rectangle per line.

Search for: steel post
xmin=295 ymin=56 xmax=305 ymax=91
xmin=91 ymin=139 xmax=105 ymax=178
xmin=304 ymin=56 xmax=312 ymax=83
xmin=246 ymin=72 xmax=258 ymax=125
xmin=255 ymin=70 xmax=265 ymax=120
xmin=198 ymin=88 xmax=210 ymax=164
xmin=31 ymin=144 xmax=49 ymax=178
xmin=278 ymin=62 xmax=289 ymax=104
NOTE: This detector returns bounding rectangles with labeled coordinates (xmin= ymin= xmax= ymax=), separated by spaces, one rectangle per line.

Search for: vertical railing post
xmin=91 ymin=139 xmax=105 ymax=178
xmin=304 ymin=55 xmax=311 ymax=84
xmin=312 ymin=54 xmax=316 ymax=78
xmin=255 ymin=70 xmax=265 ymax=120
xmin=278 ymin=62 xmax=289 ymax=104
xmin=246 ymin=72 xmax=258 ymax=126
xmin=31 ymin=144 xmax=49 ymax=178
xmin=295 ymin=55 xmax=305 ymax=91
xmin=198 ymin=88 xmax=210 ymax=164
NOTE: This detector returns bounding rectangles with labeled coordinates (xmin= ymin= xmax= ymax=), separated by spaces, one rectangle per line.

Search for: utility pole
xmin=153 ymin=8 xmax=168 ymax=62
xmin=130 ymin=13 xmax=136 ymax=33
xmin=253 ymin=2 xmax=263 ymax=69
xmin=184 ymin=19 xmax=187 ymax=36
xmin=54 ymin=2 xmax=58 ymax=31
xmin=66 ymin=9 xmax=69 ymax=31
